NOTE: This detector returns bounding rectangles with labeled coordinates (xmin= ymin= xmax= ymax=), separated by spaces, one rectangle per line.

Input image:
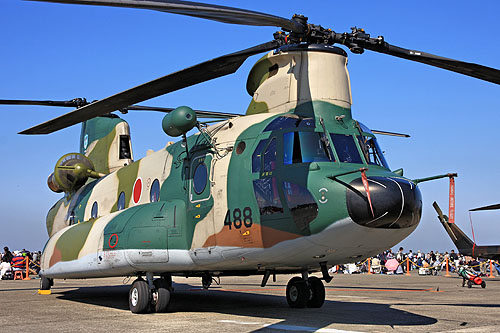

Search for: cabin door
xmin=188 ymin=152 xmax=222 ymax=264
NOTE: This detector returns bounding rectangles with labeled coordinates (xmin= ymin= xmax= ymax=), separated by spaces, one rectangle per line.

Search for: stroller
xmin=458 ymin=266 xmax=486 ymax=288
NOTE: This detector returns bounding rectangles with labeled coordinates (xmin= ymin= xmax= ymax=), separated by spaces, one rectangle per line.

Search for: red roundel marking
xmin=133 ymin=178 xmax=142 ymax=204
xmin=108 ymin=234 xmax=118 ymax=248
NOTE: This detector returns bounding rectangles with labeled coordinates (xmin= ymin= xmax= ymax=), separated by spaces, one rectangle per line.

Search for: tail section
xmin=433 ymin=202 xmax=475 ymax=255
xmin=433 ymin=201 xmax=500 ymax=260
xmin=80 ymin=115 xmax=133 ymax=174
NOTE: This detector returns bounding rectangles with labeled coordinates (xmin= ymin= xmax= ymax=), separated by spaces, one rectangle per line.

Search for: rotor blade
xmin=126 ymin=105 xmax=240 ymax=119
xmin=28 ymin=0 xmax=305 ymax=33
xmin=362 ymin=41 xmax=500 ymax=85
xmin=371 ymin=129 xmax=410 ymax=138
xmin=0 ymin=98 xmax=239 ymax=119
xmin=20 ymin=40 xmax=280 ymax=134
xmin=470 ymin=203 xmax=500 ymax=212
xmin=0 ymin=98 xmax=88 ymax=108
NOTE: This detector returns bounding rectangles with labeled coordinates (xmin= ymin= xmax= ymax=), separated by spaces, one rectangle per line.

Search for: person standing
xmin=1 ymin=247 xmax=13 ymax=279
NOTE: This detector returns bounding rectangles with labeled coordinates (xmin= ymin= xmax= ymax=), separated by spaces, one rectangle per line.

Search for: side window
xmin=357 ymin=135 xmax=390 ymax=169
xmin=190 ymin=155 xmax=212 ymax=202
xmin=119 ymin=135 xmax=132 ymax=159
xmin=253 ymin=177 xmax=283 ymax=215
xmin=263 ymin=138 xmax=277 ymax=172
xmin=91 ymin=201 xmax=98 ymax=219
xmin=193 ymin=163 xmax=208 ymax=194
xmin=331 ymin=134 xmax=363 ymax=164
xmin=117 ymin=192 xmax=126 ymax=210
xmin=252 ymin=140 xmax=268 ymax=173
xmin=150 ymin=179 xmax=160 ymax=202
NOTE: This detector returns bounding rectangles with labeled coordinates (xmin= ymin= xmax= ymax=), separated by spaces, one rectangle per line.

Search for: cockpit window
xmin=283 ymin=181 xmax=318 ymax=233
xmin=330 ymin=134 xmax=363 ymax=164
xmin=264 ymin=115 xmax=315 ymax=132
xmin=252 ymin=140 xmax=267 ymax=173
xmin=283 ymin=132 xmax=334 ymax=164
xmin=263 ymin=138 xmax=277 ymax=172
xmin=253 ymin=177 xmax=284 ymax=215
xmin=356 ymin=121 xmax=390 ymax=169
xmin=357 ymin=135 xmax=390 ymax=169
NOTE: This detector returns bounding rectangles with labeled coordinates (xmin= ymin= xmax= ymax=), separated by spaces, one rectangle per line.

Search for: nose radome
xmin=346 ymin=176 xmax=422 ymax=229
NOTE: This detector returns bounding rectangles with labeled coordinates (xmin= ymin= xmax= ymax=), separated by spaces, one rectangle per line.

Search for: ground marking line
xmin=217 ymin=320 xmax=361 ymax=332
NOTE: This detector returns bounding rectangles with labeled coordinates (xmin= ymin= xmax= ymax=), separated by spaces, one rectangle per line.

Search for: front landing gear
xmin=307 ymin=276 xmax=325 ymax=308
xmin=129 ymin=275 xmax=172 ymax=314
xmin=40 ymin=276 xmax=53 ymax=290
xmin=286 ymin=275 xmax=325 ymax=308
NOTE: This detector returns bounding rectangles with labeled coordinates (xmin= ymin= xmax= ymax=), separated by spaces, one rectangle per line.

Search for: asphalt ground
xmin=1 ymin=272 xmax=499 ymax=332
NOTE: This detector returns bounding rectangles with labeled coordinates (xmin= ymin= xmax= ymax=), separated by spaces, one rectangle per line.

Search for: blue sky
xmin=1 ymin=0 xmax=499 ymax=253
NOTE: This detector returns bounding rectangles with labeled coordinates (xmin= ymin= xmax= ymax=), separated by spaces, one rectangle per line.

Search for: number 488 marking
xmin=224 ymin=207 xmax=253 ymax=230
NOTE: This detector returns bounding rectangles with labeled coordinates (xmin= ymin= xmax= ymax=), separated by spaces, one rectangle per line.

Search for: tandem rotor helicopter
xmin=2 ymin=0 xmax=500 ymax=313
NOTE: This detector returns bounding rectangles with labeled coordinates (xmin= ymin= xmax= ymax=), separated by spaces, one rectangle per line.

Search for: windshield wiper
xmin=319 ymin=117 xmax=334 ymax=161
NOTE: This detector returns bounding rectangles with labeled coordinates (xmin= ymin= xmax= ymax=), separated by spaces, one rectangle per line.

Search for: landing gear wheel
xmin=202 ymin=274 xmax=212 ymax=289
xmin=153 ymin=278 xmax=171 ymax=313
xmin=307 ymin=276 xmax=325 ymax=308
xmin=129 ymin=279 xmax=151 ymax=314
xmin=286 ymin=277 xmax=310 ymax=308
xmin=40 ymin=276 xmax=53 ymax=290
xmin=481 ymin=281 xmax=486 ymax=288
xmin=467 ymin=280 xmax=473 ymax=288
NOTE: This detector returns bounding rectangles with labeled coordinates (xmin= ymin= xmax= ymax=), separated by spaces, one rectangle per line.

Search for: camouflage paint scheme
xmin=40 ymin=46 xmax=421 ymax=279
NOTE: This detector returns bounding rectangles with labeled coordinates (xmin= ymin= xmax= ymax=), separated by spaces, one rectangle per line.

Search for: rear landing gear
xmin=153 ymin=278 xmax=171 ymax=313
xmin=202 ymin=273 xmax=212 ymax=289
xmin=286 ymin=275 xmax=326 ymax=308
xmin=129 ymin=275 xmax=172 ymax=314
xmin=129 ymin=279 xmax=150 ymax=314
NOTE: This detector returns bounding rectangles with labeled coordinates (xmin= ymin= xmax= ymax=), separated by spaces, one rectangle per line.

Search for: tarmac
xmin=1 ymin=272 xmax=499 ymax=332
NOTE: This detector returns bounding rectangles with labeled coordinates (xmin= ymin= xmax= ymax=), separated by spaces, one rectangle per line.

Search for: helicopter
xmin=434 ymin=202 xmax=500 ymax=261
xmin=2 ymin=0 xmax=500 ymax=314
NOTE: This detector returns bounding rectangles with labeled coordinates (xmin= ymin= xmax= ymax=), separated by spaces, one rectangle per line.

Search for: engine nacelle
xmin=162 ymin=106 xmax=197 ymax=137
xmin=47 ymin=153 xmax=96 ymax=193
xmin=47 ymin=173 xmax=63 ymax=193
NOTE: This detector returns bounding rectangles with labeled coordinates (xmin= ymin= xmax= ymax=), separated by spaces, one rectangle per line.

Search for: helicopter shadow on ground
xmin=56 ymin=282 xmax=437 ymax=329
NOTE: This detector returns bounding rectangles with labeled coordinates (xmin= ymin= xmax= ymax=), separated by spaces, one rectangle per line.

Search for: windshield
xmin=330 ymin=134 xmax=363 ymax=164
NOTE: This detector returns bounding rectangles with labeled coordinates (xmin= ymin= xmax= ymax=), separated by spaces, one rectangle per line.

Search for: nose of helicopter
xmin=346 ymin=176 xmax=422 ymax=228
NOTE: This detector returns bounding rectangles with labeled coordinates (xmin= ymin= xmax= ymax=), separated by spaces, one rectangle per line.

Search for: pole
xmin=445 ymin=257 xmax=451 ymax=277
xmin=489 ymin=260 xmax=495 ymax=278
xmin=449 ymin=176 xmax=456 ymax=223
xmin=23 ymin=257 xmax=31 ymax=280
xmin=405 ymin=257 xmax=411 ymax=276
xmin=368 ymin=258 xmax=372 ymax=274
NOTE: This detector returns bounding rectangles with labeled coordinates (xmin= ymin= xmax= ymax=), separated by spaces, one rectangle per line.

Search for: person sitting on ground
xmin=11 ymin=253 xmax=25 ymax=270
xmin=1 ymin=247 xmax=13 ymax=279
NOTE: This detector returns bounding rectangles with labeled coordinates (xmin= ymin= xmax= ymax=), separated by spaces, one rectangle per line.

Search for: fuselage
xmin=40 ymin=45 xmax=422 ymax=279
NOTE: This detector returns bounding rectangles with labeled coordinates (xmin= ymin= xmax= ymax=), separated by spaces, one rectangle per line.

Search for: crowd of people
xmin=333 ymin=247 xmax=500 ymax=276
xmin=0 ymin=247 xmax=41 ymax=280
xmin=2 ymin=245 xmax=499 ymax=279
